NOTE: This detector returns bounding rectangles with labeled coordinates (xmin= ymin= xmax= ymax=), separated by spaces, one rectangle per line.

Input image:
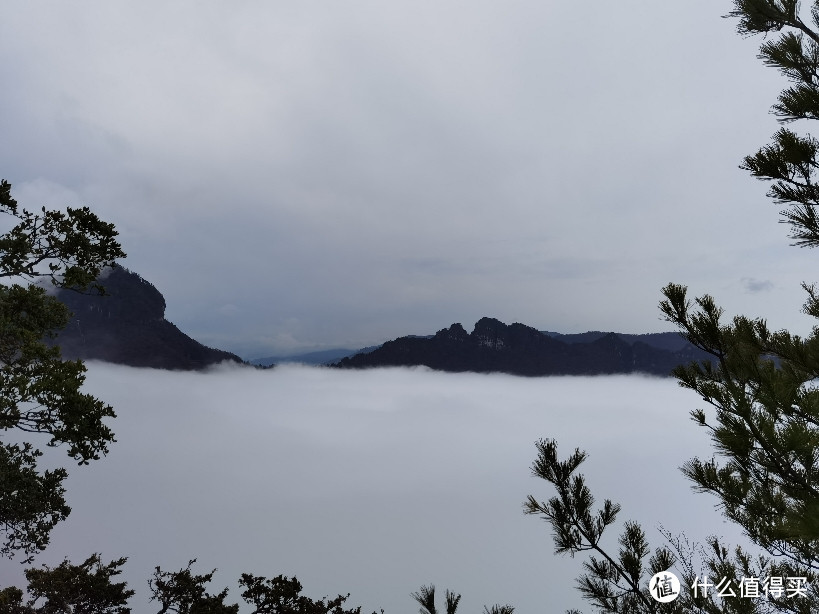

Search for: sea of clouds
xmin=1 ymin=363 xmax=748 ymax=613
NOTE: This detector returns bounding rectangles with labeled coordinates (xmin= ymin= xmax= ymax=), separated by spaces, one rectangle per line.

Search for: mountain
xmin=541 ymin=330 xmax=694 ymax=352
xmin=48 ymin=266 xmax=243 ymax=370
xmin=333 ymin=317 xmax=710 ymax=376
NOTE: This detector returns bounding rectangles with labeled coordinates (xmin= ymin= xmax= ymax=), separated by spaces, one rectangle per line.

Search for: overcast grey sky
xmin=0 ymin=364 xmax=747 ymax=613
xmin=1 ymin=1 xmax=815 ymax=358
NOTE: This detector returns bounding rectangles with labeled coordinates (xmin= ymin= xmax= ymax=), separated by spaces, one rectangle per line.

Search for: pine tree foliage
xmin=729 ymin=2 xmax=819 ymax=246
xmin=411 ymin=585 xmax=461 ymax=614
xmin=524 ymin=440 xmax=674 ymax=613
xmin=526 ymin=2 xmax=819 ymax=612
xmin=410 ymin=584 xmax=508 ymax=614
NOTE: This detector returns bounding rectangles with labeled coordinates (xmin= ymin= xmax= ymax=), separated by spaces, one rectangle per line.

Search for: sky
xmin=1 ymin=1 xmax=817 ymax=359
xmin=0 ymin=363 xmax=749 ymax=613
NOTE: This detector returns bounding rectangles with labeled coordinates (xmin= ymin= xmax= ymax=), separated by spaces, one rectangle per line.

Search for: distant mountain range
xmin=48 ymin=266 xmax=243 ymax=370
xmin=332 ymin=317 xmax=711 ymax=377
xmin=43 ymin=267 xmax=710 ymax=376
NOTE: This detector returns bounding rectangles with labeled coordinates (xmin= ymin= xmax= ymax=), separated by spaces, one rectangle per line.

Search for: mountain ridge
xmin=333 ymin=317 xmax=709 ymax=376
xmin=43 ymin=269 xmax=709 ymax=375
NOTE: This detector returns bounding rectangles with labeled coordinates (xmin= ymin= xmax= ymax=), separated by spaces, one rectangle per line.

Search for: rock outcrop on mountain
xmin=48 ymin=266 xmax=243 ymax=370
xmin=333 ymin=317 xmax=709 ymax=376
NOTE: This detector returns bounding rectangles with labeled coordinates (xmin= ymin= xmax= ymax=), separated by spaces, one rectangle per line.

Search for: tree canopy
xmin=0 ymin=179 xmax=125 ymax=561
xmin=3 ymin=556 xmax=390 ymax=614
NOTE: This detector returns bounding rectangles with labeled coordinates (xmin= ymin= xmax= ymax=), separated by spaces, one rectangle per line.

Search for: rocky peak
xmin=434 ymin=323 xmax=469 ymax=342
xmin=49 ymin=266 xmax=242 ymax=370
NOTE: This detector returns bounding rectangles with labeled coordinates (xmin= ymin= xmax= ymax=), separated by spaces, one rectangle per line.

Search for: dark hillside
xmin=335 ymin=318 xmax=711 ymax=377
xmin=49 ymin=267 xmax=243 ymax=370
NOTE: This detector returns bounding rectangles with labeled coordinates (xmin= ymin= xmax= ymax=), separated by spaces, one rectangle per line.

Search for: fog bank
xmin=2 ymin=363 xmax=743 ymax=613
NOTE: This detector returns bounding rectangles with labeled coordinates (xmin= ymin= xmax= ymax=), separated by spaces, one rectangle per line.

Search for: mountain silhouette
xmin=48 ymin=266 xmax=243 ymax=370
xmin=334 ymin=317 xmax=709 ymax=376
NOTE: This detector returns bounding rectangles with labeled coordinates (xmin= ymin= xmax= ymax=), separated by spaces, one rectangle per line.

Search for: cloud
xmin=214 ymin=303 xmax=242 ymax=317
xmin=0 ymin=1 xmax=808 ymax=356
xmin=742 ymin=277 xmax=774 ymax=293
xmin=1 ymin=363 xmax=745 ymax=613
